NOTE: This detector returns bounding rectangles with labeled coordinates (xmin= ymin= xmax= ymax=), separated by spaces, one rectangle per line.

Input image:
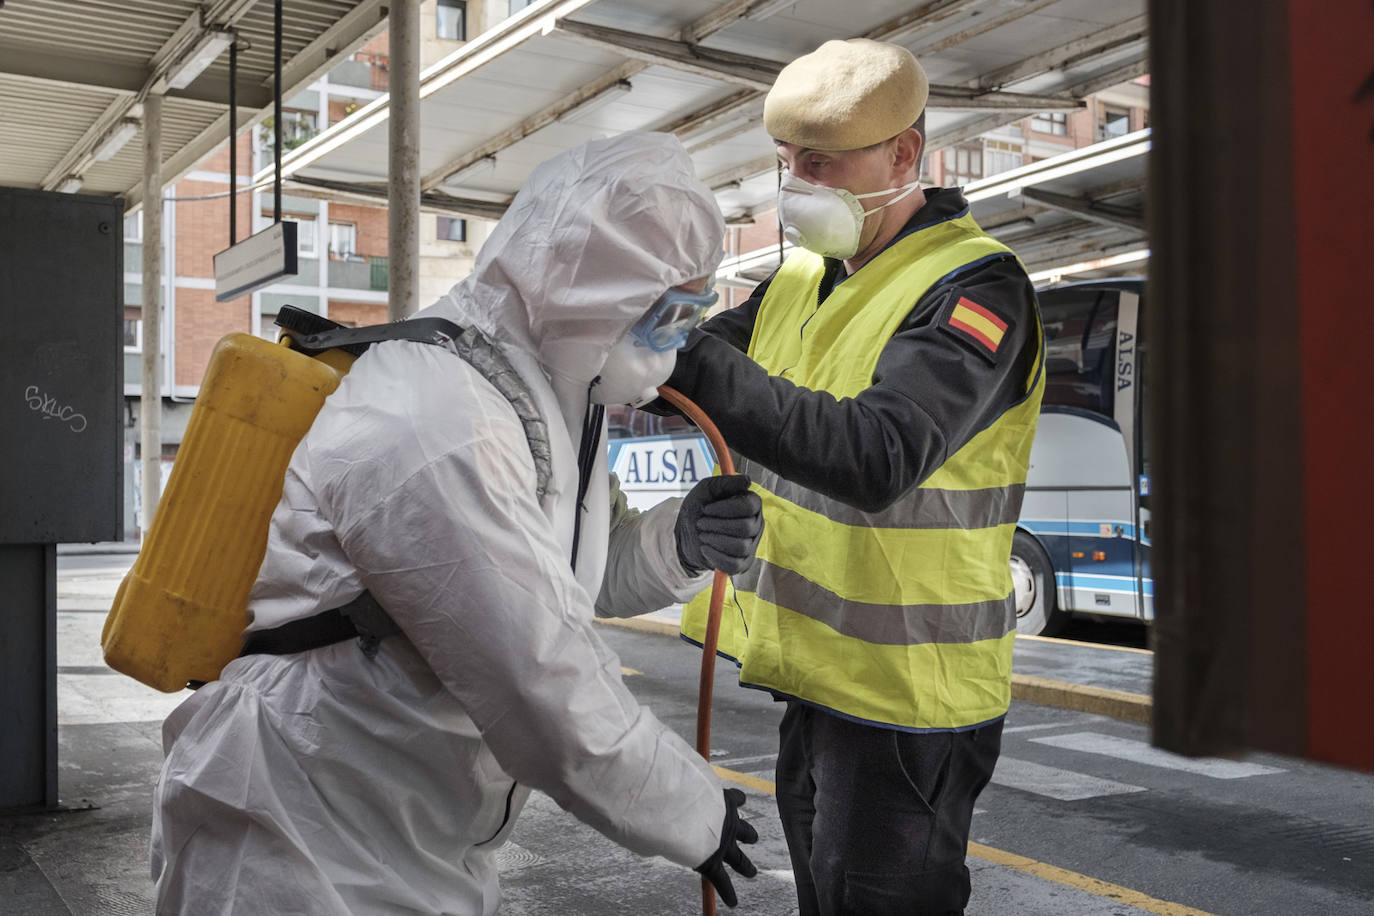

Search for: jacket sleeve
xmin=595 ymin=475 xmax=711 ymax=618
xmin=663 ymin=255 xmax=1039 ymax=512
xmin=313 ymin=344 xmax=723 ymax=869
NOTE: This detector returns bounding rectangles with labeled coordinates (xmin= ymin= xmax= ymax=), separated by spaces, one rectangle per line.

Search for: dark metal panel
xmin=0 ymin=544 xmax=58 ymax=810
xmin=0 ymin=188 xmax=124 ymax=544
xmin=1147 ymin=0 xmax=1306 ymax=759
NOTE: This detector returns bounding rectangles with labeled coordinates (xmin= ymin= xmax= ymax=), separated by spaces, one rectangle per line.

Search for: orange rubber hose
xmin=656 ymin=384 xmax=735 ymax=916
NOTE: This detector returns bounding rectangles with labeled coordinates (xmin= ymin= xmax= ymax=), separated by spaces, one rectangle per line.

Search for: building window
xmin=260 ymin=109 xmax=319 ymax=153
xmin=124 ymin=211 xmax=142 ymax=241
xmin=124 ymin=317 xmax=141 ymax=350
xmin=436 ymin=0 xmax=466 ymax=40
xmin=942 ymin=145 xmax=982 ymax=187
xmin=289 ymin=216 xmax=317 ymax=257
xmin=328 ymin=221 xmax=358 ymax=259
xmin=1100 ymin=106 xmax=1130 ymax=140
xmin=436 ymin=216 xmax=467 ymax=242
xmin=1030 ymin=111 xmax=1069 ymax=136
xmin=983 ymin=138 xmax=1024 ymax=177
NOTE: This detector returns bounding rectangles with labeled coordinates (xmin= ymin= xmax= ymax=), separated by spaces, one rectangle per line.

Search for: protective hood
xmin=439 ymin=132 xmax=725 ymax=389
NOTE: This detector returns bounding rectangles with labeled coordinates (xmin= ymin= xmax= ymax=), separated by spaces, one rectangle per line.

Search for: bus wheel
xmin=1011 ymin=531 xmax=1068 ymax=637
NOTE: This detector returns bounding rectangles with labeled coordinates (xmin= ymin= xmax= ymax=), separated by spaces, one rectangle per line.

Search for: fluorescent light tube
xmin=556 ymin=80 xmax=632 ymax=123
xmin=92 ymin=118 xmax=140 ymax=161
xmin=166 ymin=27 xmax=235 ymax=90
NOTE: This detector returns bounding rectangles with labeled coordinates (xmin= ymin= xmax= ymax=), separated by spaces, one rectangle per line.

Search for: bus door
xmin=1061 ymin=288 xmax=1142 ymax=619
xmin=1124 ymin=291 xmax=1152 ymax=620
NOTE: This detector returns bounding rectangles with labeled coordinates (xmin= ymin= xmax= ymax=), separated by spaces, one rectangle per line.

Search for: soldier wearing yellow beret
xmin=662 ymin=38 xmax=1046 ymax=915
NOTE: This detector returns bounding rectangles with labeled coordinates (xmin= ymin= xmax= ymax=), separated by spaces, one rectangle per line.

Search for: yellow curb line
xmin=966 ymin=842 xmax=1218 ymax=916
xmin=713 ymin=765 xmax=1214 ymax=916
xmin=1011 ymin=673 xmax=1152 ymax=724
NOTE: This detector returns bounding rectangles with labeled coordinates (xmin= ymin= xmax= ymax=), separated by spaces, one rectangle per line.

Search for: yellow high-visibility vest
xmin=682 ymin=210 xmax=1044 ymax=730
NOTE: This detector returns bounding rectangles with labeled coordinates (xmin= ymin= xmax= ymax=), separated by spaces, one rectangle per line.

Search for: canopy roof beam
xmin=1016 ymin=187 xmax=1145 ymax=232
xmin=977 ymin=14 xmax=1148 ymax=91
xmin=928 ymin=54 xmax=1148 ymax=151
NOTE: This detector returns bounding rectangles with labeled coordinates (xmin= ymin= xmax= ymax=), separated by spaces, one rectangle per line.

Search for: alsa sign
xmin=609 ymin=434 xmax=713 ymax=501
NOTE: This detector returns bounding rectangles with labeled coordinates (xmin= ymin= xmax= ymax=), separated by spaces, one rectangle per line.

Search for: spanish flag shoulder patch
xmin=942 ymin=294 xmax=1010 ymax=361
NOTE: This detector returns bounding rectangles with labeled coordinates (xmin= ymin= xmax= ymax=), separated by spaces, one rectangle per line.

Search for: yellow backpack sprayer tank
xmin=102 ymin=309 xmax=521 ymax=693
xmin=102 ymin=318 xmax=356 ymax=692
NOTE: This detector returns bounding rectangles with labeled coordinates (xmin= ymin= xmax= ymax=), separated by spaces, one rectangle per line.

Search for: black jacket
xmin=658 ymin=188 xmax=1040 ymax=513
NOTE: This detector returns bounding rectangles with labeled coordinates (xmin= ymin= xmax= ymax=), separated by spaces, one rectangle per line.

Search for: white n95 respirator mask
xmin=776 ymin=172 xmax=921 ymax=259
xmin=590 ymin=285 xmax=718 ymax=407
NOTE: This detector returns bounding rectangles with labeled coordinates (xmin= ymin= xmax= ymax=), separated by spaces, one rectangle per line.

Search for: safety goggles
xmin=628 ymin=285 xmax=719 ymax=352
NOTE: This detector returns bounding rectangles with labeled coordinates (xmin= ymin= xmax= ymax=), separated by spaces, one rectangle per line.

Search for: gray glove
xmin=675 ymin=475 xmax=763 ymax=575
xmin=695 ymin=788 xmax=759 ymax=908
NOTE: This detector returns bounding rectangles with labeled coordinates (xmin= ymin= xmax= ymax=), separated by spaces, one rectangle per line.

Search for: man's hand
xmin=695 ymin=788 xmax=759 ymax=907
xmin=675 ymin=475 xmax=763 ymax=575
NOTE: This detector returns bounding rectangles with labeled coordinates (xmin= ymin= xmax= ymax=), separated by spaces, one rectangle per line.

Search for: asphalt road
xmin=566 ymin=625 xmax=1374 ymax=916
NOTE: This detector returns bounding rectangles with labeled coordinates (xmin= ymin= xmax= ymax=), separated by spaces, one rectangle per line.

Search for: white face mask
xmin=776 ymin=171 xmax=921 ymax=259
xmin=589 ymin=333 xmax=677 ymax=407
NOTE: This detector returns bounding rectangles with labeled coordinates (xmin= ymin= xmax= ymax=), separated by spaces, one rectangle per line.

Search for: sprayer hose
xmin=655 ymin=385 xmax=735 ymax=916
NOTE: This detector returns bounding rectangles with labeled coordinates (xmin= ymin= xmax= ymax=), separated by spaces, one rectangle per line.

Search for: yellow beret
xmin=764 ymin=39 xmax=928 ymax=151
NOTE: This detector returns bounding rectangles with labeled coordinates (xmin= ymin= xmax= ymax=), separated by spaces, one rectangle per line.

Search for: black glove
xmin=675 ymin=475 xmax=763 ymax=575
xmin=695 ymin=788 xmax=759 ymax=908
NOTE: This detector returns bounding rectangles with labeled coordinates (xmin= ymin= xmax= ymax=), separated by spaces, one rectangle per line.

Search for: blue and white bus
xmin=608 ymin=278 xmax=1151 ymax=637
xmin=1013 ymin=279 xmax=1150 ymax=635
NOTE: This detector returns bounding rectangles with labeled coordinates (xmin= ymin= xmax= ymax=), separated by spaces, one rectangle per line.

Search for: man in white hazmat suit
xmin=150 ymin=132 xmax=762 ymax=914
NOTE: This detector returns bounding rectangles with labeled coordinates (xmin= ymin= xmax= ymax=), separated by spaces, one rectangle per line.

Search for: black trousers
xmin=774 ymin=701 xmax=1003 ymax=916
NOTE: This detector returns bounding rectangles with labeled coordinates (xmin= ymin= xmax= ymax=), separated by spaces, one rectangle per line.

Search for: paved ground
xmin=6 ymin=551 xmax=1370 ymax=915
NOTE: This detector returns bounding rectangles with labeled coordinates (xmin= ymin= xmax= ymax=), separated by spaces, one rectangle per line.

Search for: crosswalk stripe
xmin=991 ymin=755 xmax=1147 ymax=800
xmin=1002 ymin=718 xmax=1095 ymax=734
xmin=1030 ymin=732 xmax=1286 ymax=778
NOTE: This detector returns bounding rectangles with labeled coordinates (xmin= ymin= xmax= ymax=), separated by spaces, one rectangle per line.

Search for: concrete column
xmin=388 ymin=0 xmax=421 ymax=320
xmin=140 ymin=93 xmax=163 ymax=532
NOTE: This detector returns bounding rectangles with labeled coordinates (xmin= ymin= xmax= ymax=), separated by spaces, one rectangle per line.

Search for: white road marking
xmin=992 ymin=756 xmax=1147 ymax=800
xmin=1030 ymin=732 xmax=1286 ymax=778
xmin=1003 ymin=718 xmax=1095 ymax=734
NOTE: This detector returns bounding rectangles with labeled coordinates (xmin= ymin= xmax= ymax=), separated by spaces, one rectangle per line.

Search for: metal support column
xmin=388 ymin=0 xmax=421 ymax=320
xmin=0 ymin=545 xmax=58 ymax=810
xmin=140 ymin=93 xmax=164 ymax=531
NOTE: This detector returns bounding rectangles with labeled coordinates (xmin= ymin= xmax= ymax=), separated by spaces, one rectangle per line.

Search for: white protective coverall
xmin=151 ymin=132 xmax=728 ymax=915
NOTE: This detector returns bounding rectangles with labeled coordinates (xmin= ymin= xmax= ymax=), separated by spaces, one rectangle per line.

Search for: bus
xmin=1013 ymin=279 xmax=1150 ymax=636
xmin=607 ymin=278 xmax=1151 ymax=637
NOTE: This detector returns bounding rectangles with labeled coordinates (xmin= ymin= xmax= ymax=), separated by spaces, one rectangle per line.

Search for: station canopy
xmin=0 ymin=0 xmax=1148 ymax=276
xmin=0 ymin=0 xmax=390 ymax=209
xmin=275 ymin=0 xmax=1148 ymax=279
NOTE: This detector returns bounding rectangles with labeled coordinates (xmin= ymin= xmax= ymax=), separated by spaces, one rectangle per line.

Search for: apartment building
xmin=121 ymin=1 xmax=490 ymax=537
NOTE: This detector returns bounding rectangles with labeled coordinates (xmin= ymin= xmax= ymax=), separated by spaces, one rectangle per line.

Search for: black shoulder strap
xmin=274 ymin=304 xmax=462 ymax=357
xmin=273 ymin=305 xmax=552 ymax=499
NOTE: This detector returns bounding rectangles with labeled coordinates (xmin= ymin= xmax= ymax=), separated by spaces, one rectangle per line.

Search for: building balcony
xmin=329 ymin=254 xmax=388 ymax=291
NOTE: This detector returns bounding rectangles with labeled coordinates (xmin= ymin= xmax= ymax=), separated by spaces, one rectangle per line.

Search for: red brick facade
xmin=328 ymin=301 xmax=389 ymax=328
xmin=138 ymin=124 xmax=391 ymax=386
xmin=328 ymin=202 xmax=389 ymax=260
xmin=174 ymin=288 xmax=252 ymax=386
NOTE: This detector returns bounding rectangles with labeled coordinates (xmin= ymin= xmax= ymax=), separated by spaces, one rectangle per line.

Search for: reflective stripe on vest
xmin=682 ymin=209 xmax=1045 ymax=731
